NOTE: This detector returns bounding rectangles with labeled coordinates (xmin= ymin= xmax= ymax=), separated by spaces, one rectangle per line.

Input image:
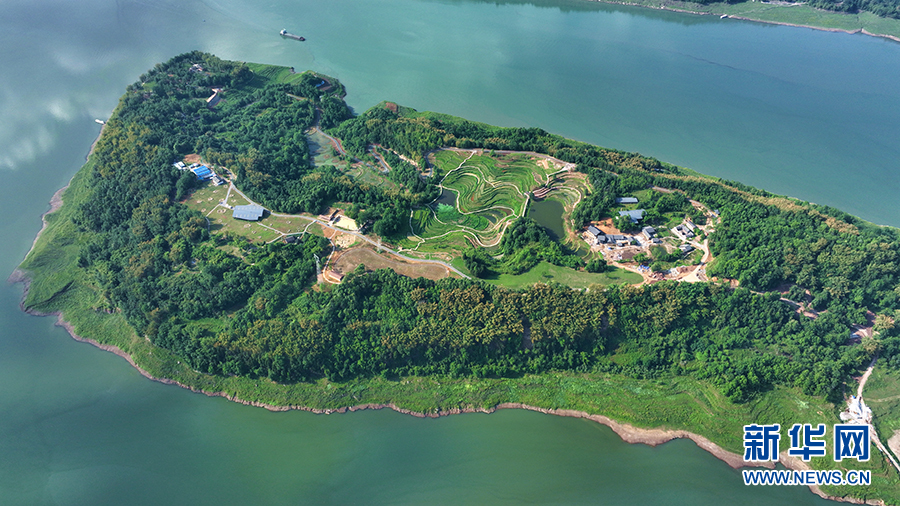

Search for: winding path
xmin=223 ymin=183 xmax=470 ymax=280
xmin=409 ymin=149 xmax=540 ymax=249
xmin=851 ymin=355 xmax=900 ymax=476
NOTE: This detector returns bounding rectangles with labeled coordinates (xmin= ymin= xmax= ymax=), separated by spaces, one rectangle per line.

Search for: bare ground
xmin=333 ymin=247 xmax=452 ymax=281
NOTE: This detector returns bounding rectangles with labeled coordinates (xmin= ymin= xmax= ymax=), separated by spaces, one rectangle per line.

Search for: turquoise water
xmin=3 ymin=0 xmax=898 ymax=503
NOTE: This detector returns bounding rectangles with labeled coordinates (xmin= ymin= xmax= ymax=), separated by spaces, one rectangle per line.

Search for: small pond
xmin=527 ymin=199 xmax=565 ymax=241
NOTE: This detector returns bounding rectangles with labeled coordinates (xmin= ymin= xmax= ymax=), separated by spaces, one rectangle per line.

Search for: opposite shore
xmin=591 ymin=0 xmax=900 ymax=43
xmin=6 ymin=182 xmax=885 ymax=506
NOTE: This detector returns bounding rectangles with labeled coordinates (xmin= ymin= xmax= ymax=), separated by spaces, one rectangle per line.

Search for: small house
xmin=615 ymin=197 xmax=639 ymax=204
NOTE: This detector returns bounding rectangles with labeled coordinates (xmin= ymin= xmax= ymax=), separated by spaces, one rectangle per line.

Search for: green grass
xmin=244 ymin=62 xmax=306 ymax=89
xmin=483 ymin=261 xmax=643 ymax=290
xmin=863 ymin=367 xmax=900 ymax=445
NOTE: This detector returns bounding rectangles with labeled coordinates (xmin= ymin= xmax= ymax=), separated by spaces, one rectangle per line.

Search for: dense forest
xmin=160 ymin=268 xmax=869 ymax=403
xmin=462 ymin=217 xmax=584 ymax=277
xmin=49 ymin=53 xmax=900 ymax=410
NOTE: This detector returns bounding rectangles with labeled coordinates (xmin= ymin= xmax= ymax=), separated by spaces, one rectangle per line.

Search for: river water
xmin=3 ymin=0 xmax=898 ymax=503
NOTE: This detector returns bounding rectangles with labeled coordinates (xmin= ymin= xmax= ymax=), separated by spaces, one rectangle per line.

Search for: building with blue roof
xmin=192 ymin=165 xmax=213 ymax=180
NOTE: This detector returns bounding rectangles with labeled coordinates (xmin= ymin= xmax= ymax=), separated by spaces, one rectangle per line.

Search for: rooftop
xmin=233 ymin=204 xmax=265 ymax=221
xmin=618 ymin=209 xmax=645 ymax=223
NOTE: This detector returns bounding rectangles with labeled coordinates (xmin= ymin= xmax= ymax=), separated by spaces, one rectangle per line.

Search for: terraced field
xmin=406 ymin=149 xmax=587 ymax=251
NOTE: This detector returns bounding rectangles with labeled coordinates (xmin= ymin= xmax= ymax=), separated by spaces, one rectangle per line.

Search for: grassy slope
xmin=15 ymin=62 xmax=900 ymax=503
xmin=484 ymin=261 xmax=642 ymax=289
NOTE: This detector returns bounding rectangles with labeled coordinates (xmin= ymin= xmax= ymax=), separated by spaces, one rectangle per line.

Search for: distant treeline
xmin=693 ymin=0 xmax=900 ymax=19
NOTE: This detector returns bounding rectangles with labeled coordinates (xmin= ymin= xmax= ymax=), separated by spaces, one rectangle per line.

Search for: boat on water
xmin=720 ymin=14 xmax=729 ymax=18
xmin=279 ymin=29 xmax=305 ymax=41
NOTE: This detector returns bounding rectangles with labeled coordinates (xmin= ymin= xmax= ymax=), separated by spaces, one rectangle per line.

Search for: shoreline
xmin=8 ymin=122 xmax=104 ymax=283
xmin=8 ymin=297 xmax=885 ymax=505
xmin=590 ymin=0 xmax=900 ymax=43
xmin=8 ymin=166 xmax=886 ymax=505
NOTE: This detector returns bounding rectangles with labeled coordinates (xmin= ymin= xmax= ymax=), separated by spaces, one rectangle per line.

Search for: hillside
xmin=15 ymin=53 xmax=900 ymax=503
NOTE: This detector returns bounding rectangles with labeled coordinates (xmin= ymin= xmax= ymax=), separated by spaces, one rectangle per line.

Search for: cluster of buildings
xmin=614 ymin=197 xmax=646 ymax=225
xmin=672 ymin=220 xmax=697 ymax=240
xmin=172 ymin=161 xmax=226 ymax=186
xmin=585 ymin=224 xmax=662 ymax=247
xmin=587 ymin=226 xmax=631 ymax=247
xmin=582 ymin=193 xmax=704 ymax=263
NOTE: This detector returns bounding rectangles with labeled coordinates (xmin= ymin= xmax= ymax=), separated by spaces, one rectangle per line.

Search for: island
xmin=13 ymin=52 xmax=900 ymax=504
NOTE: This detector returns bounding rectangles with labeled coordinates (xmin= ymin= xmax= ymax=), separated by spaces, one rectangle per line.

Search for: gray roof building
xmin=615 ymin=197 xmax=639 ymax=204
xmin=587 ymin=225 xmax=602 ymax=237
xmin=233 ymin=204 xmax=265 ymax=221
xmin=618 ymin=209 xmax=645 ymax=223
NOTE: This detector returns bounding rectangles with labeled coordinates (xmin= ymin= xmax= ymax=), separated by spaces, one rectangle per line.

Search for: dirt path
xmin=219 ymin=182 xmax=470 ymax=280
xmin=857 ymin=355 xmax=878 ymax=398
xmin=852 ymin=355 xmax=900 ymax=476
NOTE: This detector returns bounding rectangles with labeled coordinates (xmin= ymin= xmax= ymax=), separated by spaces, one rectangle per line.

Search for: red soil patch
xmin=593 ymin=218 xmax=621 ymax=235
xmin=333 ymin=247 xmax=451 ymax=281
